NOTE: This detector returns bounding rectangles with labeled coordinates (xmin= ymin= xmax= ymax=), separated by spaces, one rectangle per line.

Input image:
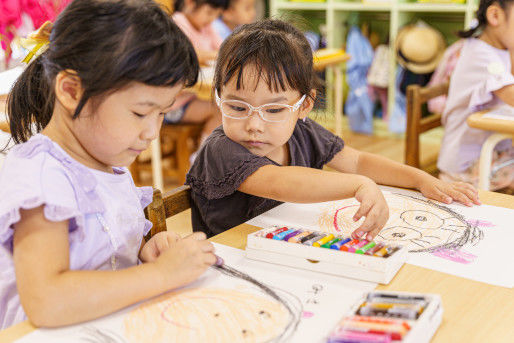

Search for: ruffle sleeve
xmin=186 ymin=129 xmax=273 ymax=200
xmin=0 ymin=135 xmax=106 ymax=244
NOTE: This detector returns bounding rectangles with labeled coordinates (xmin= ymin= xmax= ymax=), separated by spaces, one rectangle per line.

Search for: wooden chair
xmin=130 ymin=124 xmax=202 ymax=186
xmin=405 ymin=82 xmax=449 ymax=173
xmin=144 ymin=185 xmax=192 ymax=240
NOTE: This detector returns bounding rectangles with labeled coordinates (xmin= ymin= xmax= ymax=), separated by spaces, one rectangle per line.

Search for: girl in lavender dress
xmin=0 ymin=0 xmax=216 ymax=330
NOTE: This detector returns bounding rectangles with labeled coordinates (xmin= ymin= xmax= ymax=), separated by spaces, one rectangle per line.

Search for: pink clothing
xmin=427 ymin=39 xmax=464 ymax=114
xmin=437 ymin=38 xmax=514 ymax=173
xmin=0 ymin=0 xmax=71 ymax=63
xmin=169 ymin=12 xmax=222 ymax=112
xmin=171 ymin=12 xmax=222 ymax=53
xmin=0 ymin=134 xmax=153 ymax=329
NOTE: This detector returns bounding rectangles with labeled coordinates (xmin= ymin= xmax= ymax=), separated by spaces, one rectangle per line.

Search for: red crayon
xmin=265 ymin=227 xmax=288 ymax=239
xmin=340 ymin=239 xmax=359 ymax=252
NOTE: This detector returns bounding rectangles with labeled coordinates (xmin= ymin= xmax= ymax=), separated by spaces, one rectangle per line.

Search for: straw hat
xmin=395 ymin=22 xmax=446 ymax=74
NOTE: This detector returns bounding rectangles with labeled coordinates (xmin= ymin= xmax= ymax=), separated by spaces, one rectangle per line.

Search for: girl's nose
xmin=245 ymin=109 xmax=265 ymax=132
xmin=141 ymin=114 xmax=162 ymax=141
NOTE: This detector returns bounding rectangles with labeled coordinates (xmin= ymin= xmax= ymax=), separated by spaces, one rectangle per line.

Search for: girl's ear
xmin=54 ymin=70 xmax=84 ymax=116
xmin=486 ymin=3 xmax=503 ymax=27
xmin=298 ymin=89 xmax=316 ymax=120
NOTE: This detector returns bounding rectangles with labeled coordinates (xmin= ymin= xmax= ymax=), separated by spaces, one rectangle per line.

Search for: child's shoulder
xmin=458 ymin=38 xmax=509 ymax=66
xmin=187 ymin=127 xmax=273 ymax=199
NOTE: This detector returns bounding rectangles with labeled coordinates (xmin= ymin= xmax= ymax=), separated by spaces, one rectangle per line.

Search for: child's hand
xmin=139 ymin=231 xmax=181 ymax=263
xmin=152 ymin=232 xmax=216 ymax=289
xmin=352 ymin=180 xmax=389 ymax=241
xmin=418 ymin=176 xmax=480 ymax=207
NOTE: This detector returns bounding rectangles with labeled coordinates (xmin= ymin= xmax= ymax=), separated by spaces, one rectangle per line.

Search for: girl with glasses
xmin=186 ymin=19 xmax=480 ymax=238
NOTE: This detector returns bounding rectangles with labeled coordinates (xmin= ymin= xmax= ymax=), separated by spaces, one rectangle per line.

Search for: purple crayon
xmin=283 ymin=229 xmax=302 ymax=242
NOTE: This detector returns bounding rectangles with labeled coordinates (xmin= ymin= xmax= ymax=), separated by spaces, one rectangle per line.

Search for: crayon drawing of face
xmin=124 ymin=287 xmax=290 ymax=343
xmin=318 ymin=193 xmax=482 ymax=252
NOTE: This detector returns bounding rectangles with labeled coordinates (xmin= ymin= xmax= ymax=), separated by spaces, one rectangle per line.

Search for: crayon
xmin=273 ymin=228 xmax=296 ymax=240
xmin=348 ymin=240 xmax=368 ymax=253
xmin=358 ymin=304 xmax=418 ymax=320
xmin=368 ymin=293 xmax=426 ymax=302
xmin=368 ymin=296 xmax=427 ymax=307
xmin=302 ymin=233 xmax=326 ymax=246
xmin=344 ymin=315 xmax=410 ymax=330
xmin=331 ymin=237 xmax=351 ymax=250
xmin=374 ymin=246 xmax=388 ymax=257
xmin=340 ymin=239 xmax=359 ymax=252
xmin=313 ymin=234 xmax=335 ymax=247
xmin=282 ymin=229 xmax=302 ymax=241
xmin=336 ymin=319 xmax=409 ymax=337
xmin=365 ymin=243 xmax=384 ymax=256
xmin=288 ymin=230 xmax=311 ymax=243
xmin=265 ymin=227 xmax=288 ymax=239
xmin=356 ymin=241 xmax=376 ymax=254
xmin=328 ymin=330 xmax=392 ymax=343
xmin=322 ymin=237 xmax=341 ymax=248
xmin=299 ymin=232 xmax=318 ymax=244
xmin=383 ymin=246 xmax=400 ymax=257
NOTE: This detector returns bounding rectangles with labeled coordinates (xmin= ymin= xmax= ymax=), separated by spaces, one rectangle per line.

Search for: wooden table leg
xmin=151 ymin=134 xmax=164 ymax=191
xmin=478 ymin=133 xmax=513 ymax=190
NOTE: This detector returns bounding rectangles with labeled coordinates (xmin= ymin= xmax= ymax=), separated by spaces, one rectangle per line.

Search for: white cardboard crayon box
xmin=326 ymin=290 xmax=443 ymax=343
xmin=245 ymin=226 xmax=408 ymax=284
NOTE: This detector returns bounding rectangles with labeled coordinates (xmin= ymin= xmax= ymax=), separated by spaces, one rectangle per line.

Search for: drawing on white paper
xmin=318 ymin=193 xmax=484 ymax=252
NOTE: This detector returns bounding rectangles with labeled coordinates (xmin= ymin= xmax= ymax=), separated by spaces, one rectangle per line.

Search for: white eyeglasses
xmin=215 ymin=90 xmax=306 ymax=123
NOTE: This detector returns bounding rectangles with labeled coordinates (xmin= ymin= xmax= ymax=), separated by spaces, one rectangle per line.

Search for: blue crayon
xmin=273 ymin=228 xmax=296 ymax=240
xmin=331 ymin=237 xmax=351 ymax=250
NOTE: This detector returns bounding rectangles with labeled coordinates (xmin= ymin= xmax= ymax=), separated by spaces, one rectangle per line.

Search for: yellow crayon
xmin=313 ymin=234 xmax=335 ymax=247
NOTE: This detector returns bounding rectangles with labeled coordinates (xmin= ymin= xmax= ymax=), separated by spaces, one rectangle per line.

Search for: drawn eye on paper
xmin=318 ymin=193 xmax=483 ymax=252
xmin=123 ymin=286 xmax=301 ymax=343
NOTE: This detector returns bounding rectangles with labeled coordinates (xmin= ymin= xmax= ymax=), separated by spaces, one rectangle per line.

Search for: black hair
xmin=7 ymin=0 xmax=199 ymax=144
xmin=213 ymin=19 xmax=322 ymax=102
xmin=458 ymin=0 xmax=514 ymax=38
xmin=174 ymin=0 xmax=230 ymax=12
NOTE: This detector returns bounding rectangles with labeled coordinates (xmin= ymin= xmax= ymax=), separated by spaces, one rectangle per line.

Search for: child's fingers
xmin=166 ymin=231 xmax=182 ymax=244
xmin=453 ymin=185 xmax=480 ymax=205
xmin=199 ymin=240 xmax=215 ymax=253
xmin=204 ymin=253 xmax=217 ymax=266
xmin=353 ymin=201 xmax=372 ymax=222
xmin=428 ymin=188 xmax=453 ymax=204
xmin=454 ymin=182 xmax=481 ymax=204
xmin=187 ymin=232 xmax=207 ymax=241
xmin=445 ymin=187 xmax=473 ymax=206
xmin=354 ymin=208 xmax=380 ymax=237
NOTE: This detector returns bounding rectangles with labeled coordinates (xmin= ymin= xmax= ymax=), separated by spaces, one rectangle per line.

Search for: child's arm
xmin=327 ymin=147 xmax=480 ymax=206
xmin=13 ymin=206 xmax=216 ymax=327
xmin=239 ymin=165 xmax=389 ymax=239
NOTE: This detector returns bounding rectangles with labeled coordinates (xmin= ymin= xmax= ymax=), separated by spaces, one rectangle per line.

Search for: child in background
xmin=186 ymin=20 xmax=480 ymax=238
xmin=438 ymin=0 xmax=514 ymax=190
xmin=0 ymin=0 xmax=215 ymax=330
xmin=167 ymin=0 xmax=230 ymax=141
xmin=212 ymin=0 xmax=256 ymax=41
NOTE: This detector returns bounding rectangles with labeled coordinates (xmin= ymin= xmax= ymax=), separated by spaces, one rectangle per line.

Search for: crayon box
xmin=326 ymin=291 xmax=443 ymax=343
xmin=245 ymin=226 xmax=408 ymax=284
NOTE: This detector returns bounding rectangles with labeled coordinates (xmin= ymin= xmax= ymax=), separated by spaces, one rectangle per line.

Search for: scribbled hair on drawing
xmin=319 ymin=193 xmax=483 ymax=253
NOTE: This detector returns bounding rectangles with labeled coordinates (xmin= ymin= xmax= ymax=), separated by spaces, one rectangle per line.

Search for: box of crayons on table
xmin=245 ymin=226 xmax=407 ymax=284
xmin=326 ymin=291 xmax=443 ymax=343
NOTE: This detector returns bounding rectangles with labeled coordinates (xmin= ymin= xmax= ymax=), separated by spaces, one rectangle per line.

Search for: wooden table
xmin=467 ymin=110 xmax=514 ymax=191
xmin=2 ymin=190 xmax=513 ymax=342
